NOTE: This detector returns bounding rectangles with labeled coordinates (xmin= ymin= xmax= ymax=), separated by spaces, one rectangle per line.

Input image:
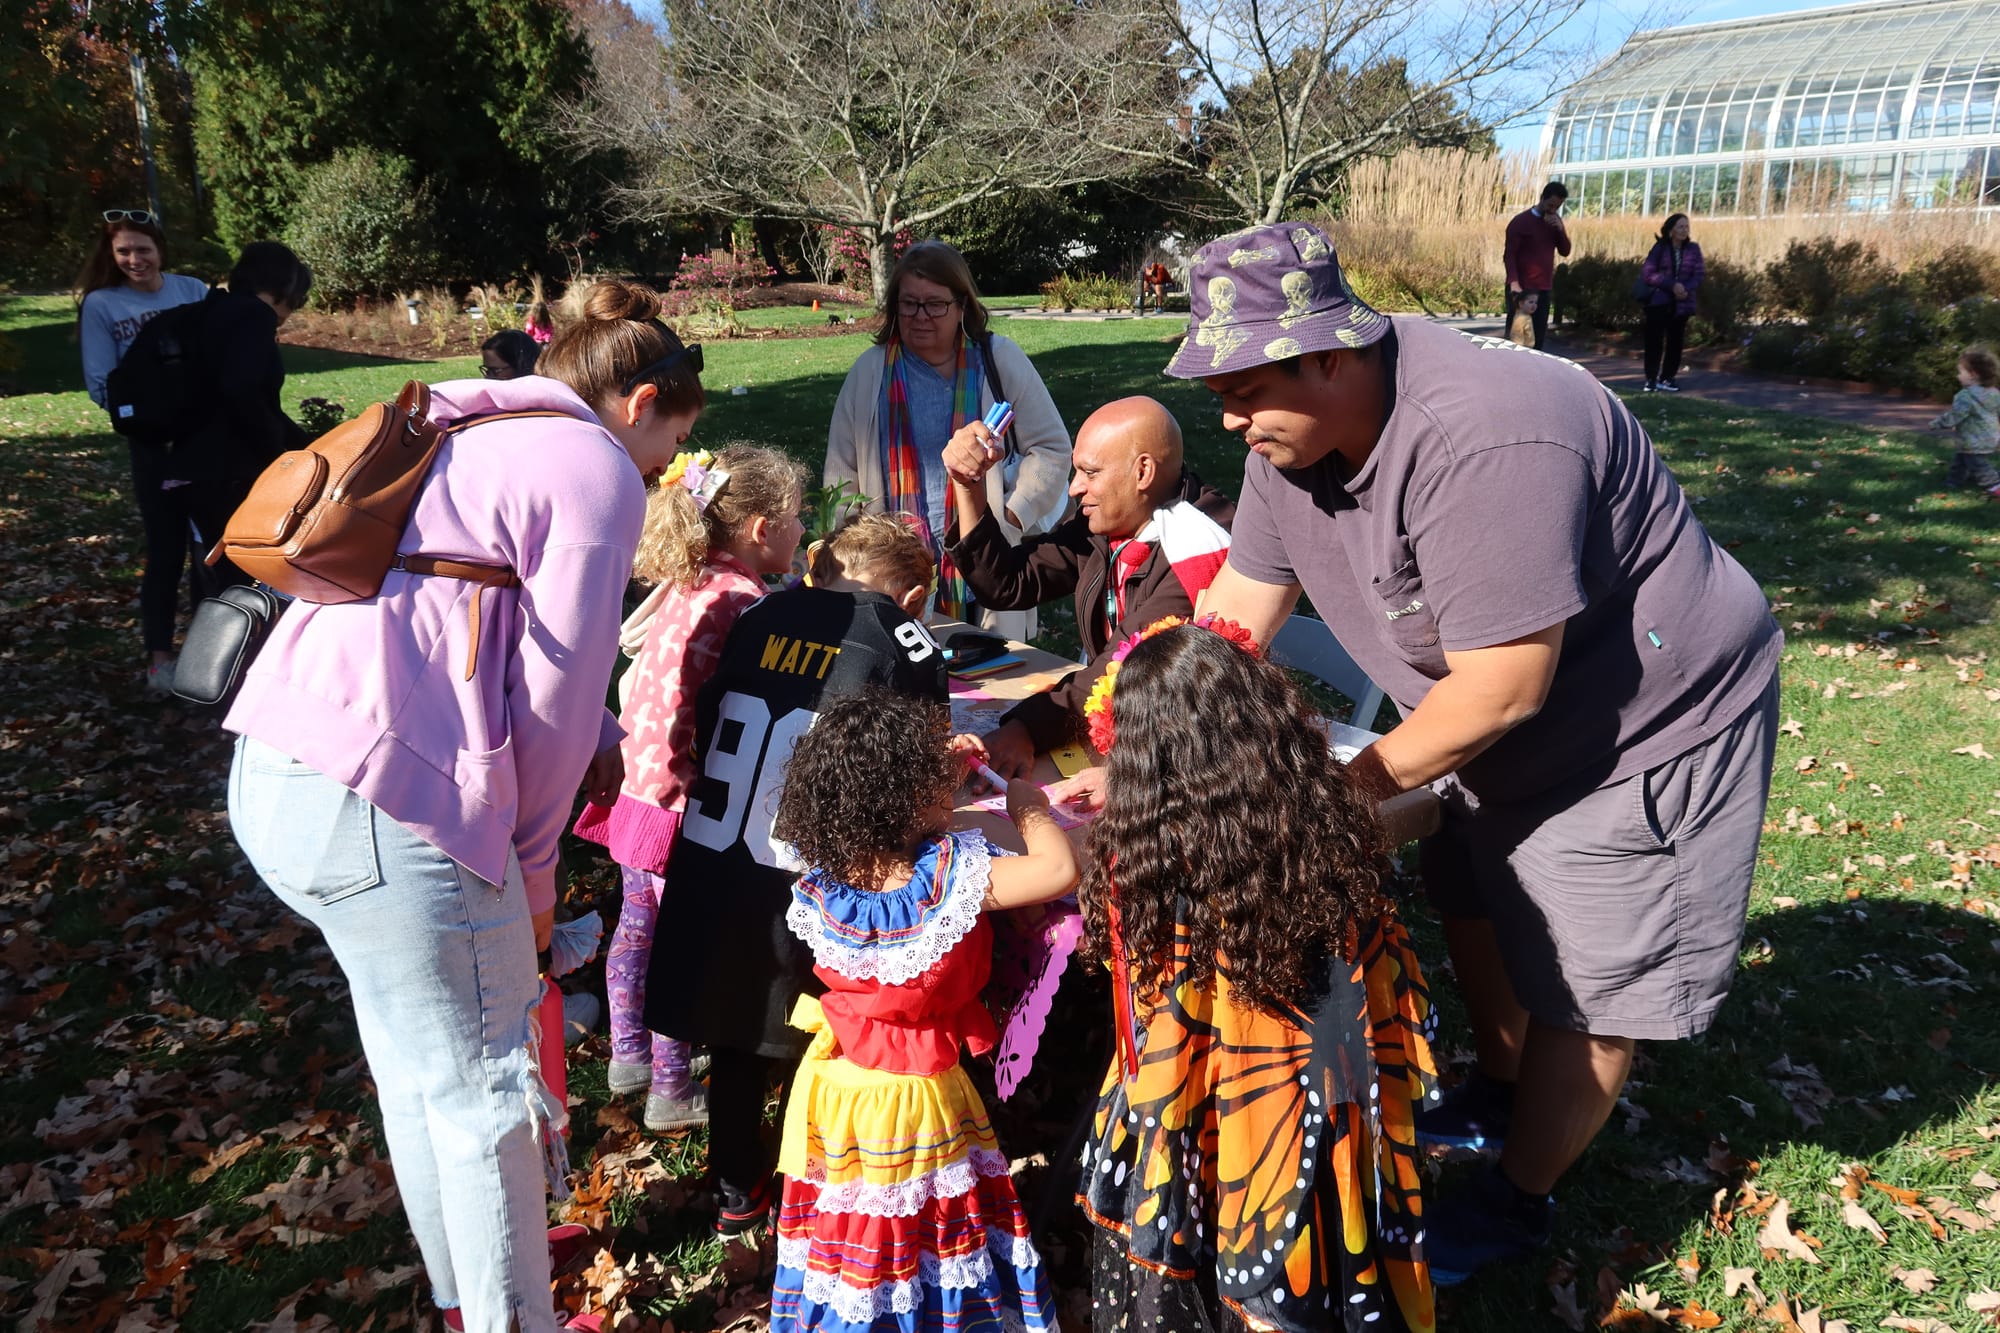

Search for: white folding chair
xmin=1268 ymin=614 xmax=1388 ymax=731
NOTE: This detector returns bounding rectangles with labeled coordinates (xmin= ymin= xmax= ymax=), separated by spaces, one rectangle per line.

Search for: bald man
xmin=940 ymin=395 xmax=1235 ymax=778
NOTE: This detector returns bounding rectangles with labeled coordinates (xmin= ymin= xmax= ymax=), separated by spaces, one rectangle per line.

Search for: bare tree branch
xmin=1122 ymin=0 xmax=1593 ymax=225
xmin=563 ymin=0 xmax=1182 ymax=302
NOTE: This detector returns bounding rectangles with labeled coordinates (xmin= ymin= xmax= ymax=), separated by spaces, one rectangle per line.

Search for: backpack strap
xmin=393 ymin=555 xmax=522 ymax=681
xmin=976 ymin=333 xmax=1007 ymax=420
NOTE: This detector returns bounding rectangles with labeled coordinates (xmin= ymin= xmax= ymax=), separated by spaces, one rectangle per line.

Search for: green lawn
xmin=2 ymin=292 xmax=1998 ymax=1331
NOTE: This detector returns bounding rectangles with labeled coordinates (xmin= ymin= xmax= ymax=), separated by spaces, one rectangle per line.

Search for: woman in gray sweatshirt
xmin=75 ymin=212 xmax=211 ymax=693
xmin=76 ymin=212 xmax=208 ymax=408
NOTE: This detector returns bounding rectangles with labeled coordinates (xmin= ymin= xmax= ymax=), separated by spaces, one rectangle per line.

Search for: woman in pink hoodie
xmin=226 ymin=279 xmax=703 ymax=1333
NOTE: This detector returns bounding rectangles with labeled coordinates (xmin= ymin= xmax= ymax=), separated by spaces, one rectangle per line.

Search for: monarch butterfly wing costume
xmin=1080 ymin=914 xmax=1438 ymax=1333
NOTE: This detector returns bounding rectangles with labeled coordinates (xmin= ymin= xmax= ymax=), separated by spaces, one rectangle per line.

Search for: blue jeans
xmin=229 ymin=737 xmax=562 ymax=1333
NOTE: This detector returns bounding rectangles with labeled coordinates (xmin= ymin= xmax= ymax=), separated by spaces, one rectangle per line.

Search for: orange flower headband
xmin=1082 ymin=614 xmax=1260 ymax=753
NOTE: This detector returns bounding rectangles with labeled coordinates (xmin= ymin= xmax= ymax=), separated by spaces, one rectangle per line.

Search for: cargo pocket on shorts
xmin=1636 ymin=746 xmax=1701 ymax=850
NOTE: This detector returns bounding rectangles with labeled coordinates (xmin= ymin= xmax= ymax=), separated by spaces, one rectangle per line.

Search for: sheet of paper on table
xmin=967 ymin=790 xmax=1095 ymax=830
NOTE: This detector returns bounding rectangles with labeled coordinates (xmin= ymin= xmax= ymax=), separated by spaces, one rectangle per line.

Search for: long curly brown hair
xmin=773 ymin=688 xmax=963 ymax=888
xmin=1081 ymin=626 xmax=1395 ymax=1014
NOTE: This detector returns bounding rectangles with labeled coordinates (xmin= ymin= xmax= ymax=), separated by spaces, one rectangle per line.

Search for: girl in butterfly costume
xmin=768 ymin=689 xmax=1078 ymax=1332
xmin=1077 ymin=617 xmax=1439 ymax=1333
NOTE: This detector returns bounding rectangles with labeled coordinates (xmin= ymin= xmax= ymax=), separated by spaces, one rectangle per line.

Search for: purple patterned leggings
xmin=608 ymin=865 xmax=693 ymax=1096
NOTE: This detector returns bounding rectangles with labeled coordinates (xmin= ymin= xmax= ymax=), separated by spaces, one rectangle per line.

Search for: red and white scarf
xmin=1108 ymin=498 xmax=1231 ymax=626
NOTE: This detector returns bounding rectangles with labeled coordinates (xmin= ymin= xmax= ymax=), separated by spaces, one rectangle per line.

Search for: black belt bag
xmin=172 ymin=584 xmax=284 ymax=707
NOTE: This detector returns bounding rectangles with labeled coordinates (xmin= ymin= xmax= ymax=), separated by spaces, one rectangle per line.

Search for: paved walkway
xmin=1444 ymin=317 xmax=1942 ymax=435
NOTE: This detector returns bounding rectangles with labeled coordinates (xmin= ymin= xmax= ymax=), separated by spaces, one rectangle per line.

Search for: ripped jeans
xmin=229 ymin=737 xmax=562 ymax=1333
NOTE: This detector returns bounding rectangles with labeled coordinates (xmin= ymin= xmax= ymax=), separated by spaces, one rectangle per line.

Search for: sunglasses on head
xmin=103 ymin=209 xmax=157 ymax=225
xmin=620 ymin=338 xmax=704 ymax=397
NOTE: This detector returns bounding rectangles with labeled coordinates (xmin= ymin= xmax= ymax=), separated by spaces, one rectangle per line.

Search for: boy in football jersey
xmin=643 ymin=514 xmax=953 ymax=1232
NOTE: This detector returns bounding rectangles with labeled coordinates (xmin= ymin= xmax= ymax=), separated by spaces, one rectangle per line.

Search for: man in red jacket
xmin=1503 ymin=182 xmax=1572 ymax=351
xmin=939 ymin=395 xmax=1234 ymax=777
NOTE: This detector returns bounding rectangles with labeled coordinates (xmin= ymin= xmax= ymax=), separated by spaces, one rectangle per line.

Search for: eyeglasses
xmin=103 ymin=209 xmax=157 ymax=225
xmin=897 ymin=297 xmax=959 ymax=320
xmin=480 ymin=364 xmax=513 ymax=379
xmin=620 ymin=339 xmax=704 ymax=396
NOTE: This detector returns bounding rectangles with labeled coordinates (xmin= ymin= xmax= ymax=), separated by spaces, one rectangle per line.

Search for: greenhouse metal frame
xmin=1541 ymin=0 xmax=2000 ymax=216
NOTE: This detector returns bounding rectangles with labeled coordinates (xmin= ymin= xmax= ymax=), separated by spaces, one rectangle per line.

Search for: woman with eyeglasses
xmin=481 ymin=328 xmax=542 ymax=380
xmin=226 ymin=278 xmax=703 ymax=1333
xmin=826 ymin=240 xmax=1071 ymax=639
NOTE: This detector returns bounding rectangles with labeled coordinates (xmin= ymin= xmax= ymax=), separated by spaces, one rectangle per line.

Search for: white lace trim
xmin=776 ymin=1227 xmax=1045 ymax=1324
xmin=794 ymin=1147 xmax=1010 ymax=1216
xmin=786 ymin=834 xmax=993 ymax=985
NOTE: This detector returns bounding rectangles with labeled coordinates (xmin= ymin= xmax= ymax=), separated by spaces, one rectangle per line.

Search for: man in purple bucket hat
xmin=1175 ymin=221 xmax=1783 ymax=1286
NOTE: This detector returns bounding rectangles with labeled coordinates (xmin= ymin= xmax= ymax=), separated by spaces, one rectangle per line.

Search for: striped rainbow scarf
xmin=879 ymin=335 xmax=981 ymax=620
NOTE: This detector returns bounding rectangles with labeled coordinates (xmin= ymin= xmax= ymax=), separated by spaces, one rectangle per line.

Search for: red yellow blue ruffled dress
xmin=1079 ymin=905 xmax=1439 ymax=1333
xmin=774 ymin=831 xmax=1059 ymax=1333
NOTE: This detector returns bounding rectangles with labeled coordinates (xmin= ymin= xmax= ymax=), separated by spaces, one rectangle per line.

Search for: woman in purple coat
xmin=1641 ymin=213 xmax=1704 ymax=393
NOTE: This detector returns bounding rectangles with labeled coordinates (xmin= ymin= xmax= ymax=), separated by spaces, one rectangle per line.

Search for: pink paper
xmin=983 ymin=897 xmax=1087 ymax=1101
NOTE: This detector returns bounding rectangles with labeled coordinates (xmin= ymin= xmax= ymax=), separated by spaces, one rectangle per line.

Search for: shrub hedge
xmin=1555 ymin=237 xmax=2000 ymax=398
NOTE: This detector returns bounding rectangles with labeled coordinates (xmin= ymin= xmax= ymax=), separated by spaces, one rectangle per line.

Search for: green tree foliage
xmin=286 ymin=149 xmax=440 ymax=303
xmin=177 ymin=0 xmax=597 ymax=281
xmin=1 ymin=0 xmax=207 ymax=284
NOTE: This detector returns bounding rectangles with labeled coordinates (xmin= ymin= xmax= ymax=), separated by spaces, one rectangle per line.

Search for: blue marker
xmin=982 ymin=400 xmax=1014 ymax=440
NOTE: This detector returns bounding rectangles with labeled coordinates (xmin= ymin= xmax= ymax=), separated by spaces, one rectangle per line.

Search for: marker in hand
xmin=971 ymin=759 xmax=1011 ymax=793
xmin=981 ymin=400 xmax=1014 ymax=459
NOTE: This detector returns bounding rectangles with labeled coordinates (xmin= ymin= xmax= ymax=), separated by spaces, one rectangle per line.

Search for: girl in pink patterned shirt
xmin=574 ymin=443 xmax=808 ymax=1130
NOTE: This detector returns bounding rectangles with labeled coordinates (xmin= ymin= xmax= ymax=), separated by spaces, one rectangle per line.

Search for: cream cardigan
xmin=825 ymin=332 xmax=1072 ymax=640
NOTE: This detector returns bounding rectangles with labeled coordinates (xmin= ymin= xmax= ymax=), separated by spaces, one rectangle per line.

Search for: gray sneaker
xmin=644 ymin=1085 xmax=710 ymax=1132
xmin=606 ymin=1059 xmax=651 ymax=1095
xmin=146 ymin=660 xmax=177 ymax=695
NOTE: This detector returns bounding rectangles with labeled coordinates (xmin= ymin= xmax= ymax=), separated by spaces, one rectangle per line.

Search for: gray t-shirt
xmin=1230 ymin=316 xmax=1781 ymax=801
xmin=78 ymin=274 xmax=210 ymax=407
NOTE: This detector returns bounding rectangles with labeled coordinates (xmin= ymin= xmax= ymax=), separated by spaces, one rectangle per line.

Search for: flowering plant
xmin=1082 ymin=614 xmax=1259 ymax=753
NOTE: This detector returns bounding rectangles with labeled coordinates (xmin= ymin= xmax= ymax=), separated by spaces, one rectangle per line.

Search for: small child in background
xmin=644 ymin=512 xmax=952 ymax=1235
xmin=524 ymin=300 xmax=555 ymax=345
xmin=1932 ymin=343 xmax=2000 ymax=496
xmin=1075 ymin=617 xmax=1437 ymax=1331
xmin=768 ymin=689 xmax=1074 ymax=1333
xmin=572 ymin=444 xmax=808 ymax=1132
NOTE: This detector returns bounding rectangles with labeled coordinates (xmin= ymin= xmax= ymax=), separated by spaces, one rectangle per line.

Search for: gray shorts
xmin=1420 ymin=675 xmax=1779 ymax=1041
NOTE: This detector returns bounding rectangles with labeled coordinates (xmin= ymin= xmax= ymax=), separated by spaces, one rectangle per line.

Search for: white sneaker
xmin=146 ymin=660 xmax=177 ymax=695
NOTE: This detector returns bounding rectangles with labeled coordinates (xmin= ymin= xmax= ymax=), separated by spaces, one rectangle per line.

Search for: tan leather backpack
xmin=209 ymin=381 xmax=569 ymax=679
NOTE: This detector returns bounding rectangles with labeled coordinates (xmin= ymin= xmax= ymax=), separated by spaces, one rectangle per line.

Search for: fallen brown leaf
xmin=1926 ymin=1195 xmax=1993 ymax=1233
xmin=1724 ymin=1266 xmax=1765 ymax=1303
xmin=1893 ymin=1268 xmax=1940 ymax=1294
xmin=1842 ymin=1198 xmax=1889 ymax=1244
xmin=1676 ymin=1301 xmax=1724 ymax=1329
xmin=1880 ymin=1320 xmax=1957 ymax=1333
xmin=1756 ymin=1199 xmax=1823 ymax=1264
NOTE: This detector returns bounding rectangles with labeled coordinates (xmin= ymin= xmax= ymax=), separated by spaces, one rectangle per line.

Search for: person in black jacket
xmin=174 ymin=242 xmax=311 ymax=493
xmin=942 ymin=395 xmax=1235 ymax=777
xmin=134 ymin=242 xmax=312 ymax=693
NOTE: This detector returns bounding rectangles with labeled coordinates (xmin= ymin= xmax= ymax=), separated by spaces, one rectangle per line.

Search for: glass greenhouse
xmin=1542 ymin=0 xmax=2000 ymax=216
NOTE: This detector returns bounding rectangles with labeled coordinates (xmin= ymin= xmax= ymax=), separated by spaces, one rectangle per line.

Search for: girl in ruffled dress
xmin=768 ymin=689 xmax=1076 ymax=1333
